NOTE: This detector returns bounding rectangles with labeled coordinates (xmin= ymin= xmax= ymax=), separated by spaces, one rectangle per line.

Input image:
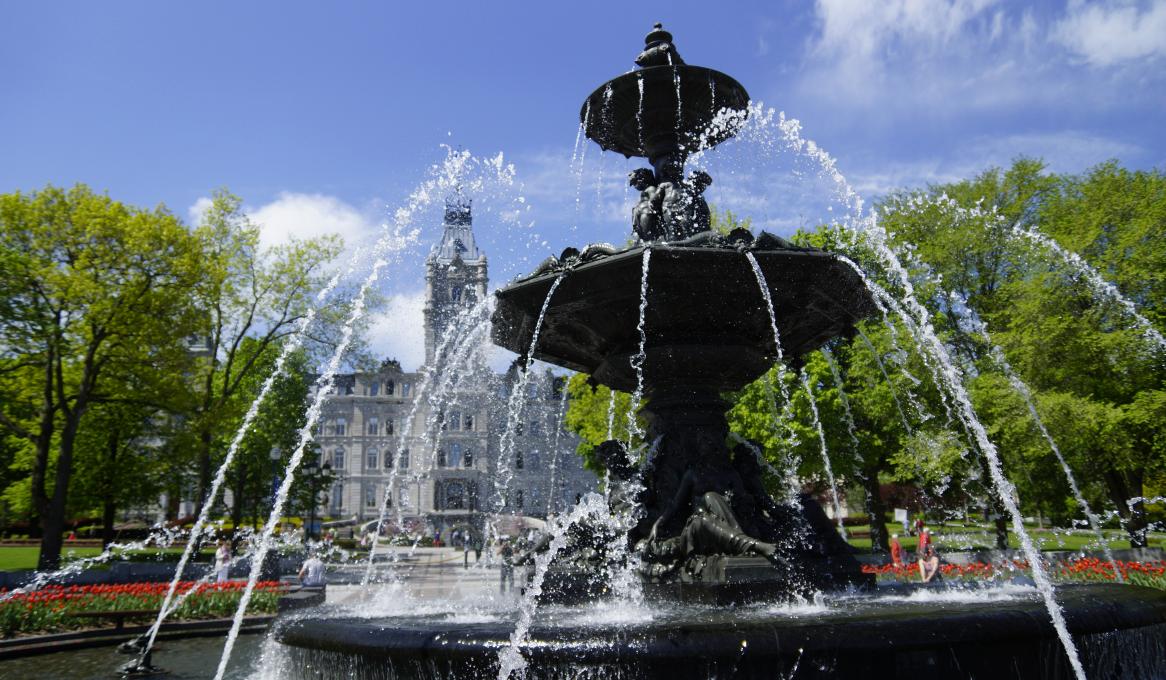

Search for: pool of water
xmin=0 ymin=633 xmax=264 ymax=680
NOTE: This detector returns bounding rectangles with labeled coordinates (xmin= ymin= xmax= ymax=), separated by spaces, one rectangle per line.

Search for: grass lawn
xmin=0 ymin=546 xmax=213 ymax=572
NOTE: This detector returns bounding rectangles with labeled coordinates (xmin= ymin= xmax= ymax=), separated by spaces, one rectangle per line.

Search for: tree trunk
xmin=38 ymin=405 xmax=87 ymax=571
xmin=862 ymin=468 xmax=890 ymax=553
xmin=194 ymin=427 xmax=214 ymax=520
xmin=101 ymin=429 xmax=120 ymax=549
xmin=1104 ymin=469 xmax=1148 ymax=548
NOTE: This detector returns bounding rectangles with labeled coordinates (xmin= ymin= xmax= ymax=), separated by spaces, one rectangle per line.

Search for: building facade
xmin=316 ymin=195 xmax=595 ymax=538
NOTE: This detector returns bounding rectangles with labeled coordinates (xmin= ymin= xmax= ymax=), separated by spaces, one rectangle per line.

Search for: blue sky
xmin=3 ymin=1 xmax=1164 ymax=368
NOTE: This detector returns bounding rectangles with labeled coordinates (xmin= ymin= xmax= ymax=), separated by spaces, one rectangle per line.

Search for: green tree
xmin=0 ymin=185 xmax=201 ymax=569
xmin=183 ymin=190 xmax=341 ymax=520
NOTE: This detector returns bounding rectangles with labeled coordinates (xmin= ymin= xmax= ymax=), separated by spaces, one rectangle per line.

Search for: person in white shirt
xmin=214 ymin=540 xmax=231 ymax=583
xmin=298 ymin=553 xmax=326 ymax=588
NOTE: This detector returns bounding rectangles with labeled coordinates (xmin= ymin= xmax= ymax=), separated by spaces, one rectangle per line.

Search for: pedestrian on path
xmin=499 ymin=540 xmax=515 ymax=593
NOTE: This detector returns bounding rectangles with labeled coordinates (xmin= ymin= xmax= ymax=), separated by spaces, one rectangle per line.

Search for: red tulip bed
xmin=862 ymin=557 xmax=1166 ymax=589
xmin=0 ymin=580 xmax=285 ymax=637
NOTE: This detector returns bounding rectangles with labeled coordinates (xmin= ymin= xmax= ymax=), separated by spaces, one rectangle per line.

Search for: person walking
xmin=499 ymin=540 xmax=515 ymax=593
xmin=889 ymin=534 xmax=904 ymax=568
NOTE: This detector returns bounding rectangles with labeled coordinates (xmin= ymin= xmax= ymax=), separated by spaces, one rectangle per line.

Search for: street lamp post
xmin=303 ymin=456 xmax=333 ymax=541
xmin=269 ymin=445 xmax=282 ymax=514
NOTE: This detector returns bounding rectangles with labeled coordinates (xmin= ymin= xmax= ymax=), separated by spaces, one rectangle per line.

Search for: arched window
xmin=463 ymin=449 xmax=473 ymax=468
xmin=366 ymin=447 xmax=378 ymax=470
xmin=332 ymin=447 xmax=346 ymax=470
xmin=445 ymin=482 xmax=465 ymax=510
xmin=449 ymin=443 xmax=462 ymax=468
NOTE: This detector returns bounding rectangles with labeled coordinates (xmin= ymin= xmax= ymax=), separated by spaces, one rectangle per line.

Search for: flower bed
xmin=862 ymin=558 xmax=1166 ymax=590
xmin=0 ymin=580 xmax=284 ymax=637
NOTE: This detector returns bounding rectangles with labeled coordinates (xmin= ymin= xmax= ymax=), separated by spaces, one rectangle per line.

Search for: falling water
xmin=496 ymin=494 xmax=608 ymax=680
xmin=490 ymin=270 xmax=570 ymax=540
xmin=708 ymin=74 xmax=716 ymax=115
xmin=1011 ymin=226 xmax=1166 ymax=355
xmin=717 ymin=105 xmax=1090 ymax=676
xmin=605 ymin=389 xmax=617 ymax=440
xmin=213 ymin=238 xmax=401 ymax=680
xmin=626 ymin=248 xmax=651 ymax=446
xmin=142 ymin=255 xmax=366 ymax=651
xmin=673 ymin=68 xmax=683 ymax=132
xmin=837 ymin=252 xmax=1088 ymax=680
xmin=544 ymin=386 xmax=570 ymax=516
xmin=744 ymin=251 xmax=801 ymax=491
xmin=362 ymin=300 xmax=493 ymax=585
xmin=572 ymin=102 xmax=592 ymax=234
xmin=948 ymin=292 xmax=1122 ymax=580
xmin=821 ymin=348 xmax=860 ymax=455
xmin=636 ymin=75 xmax=645 ymax=150
xmin=0 ymin=529 xmax=183 ymax=603
xmin=799 ymin=370 xmax=845 ymax=534
xmin=854 ymin=327 xmax=913 ymax=433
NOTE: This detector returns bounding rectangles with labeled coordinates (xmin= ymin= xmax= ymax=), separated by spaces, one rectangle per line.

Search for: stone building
xmin=315 ymin=195 xmax=596 ymax=538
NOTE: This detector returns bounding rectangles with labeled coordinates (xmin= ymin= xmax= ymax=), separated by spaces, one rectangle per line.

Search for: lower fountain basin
xmin=274 ymin=583 xmax=1166 ymax=679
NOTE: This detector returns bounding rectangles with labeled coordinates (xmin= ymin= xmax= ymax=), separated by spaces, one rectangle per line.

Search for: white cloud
xmin=1052 ymin=0 xmax=1166 ymax=67
xmin=366 ymin=289 xmax=427 ymax=372
xmin=248 ymin=192 xmax=379 ymax=254
xmin=187 ymin=196 xmax=213 ymax=226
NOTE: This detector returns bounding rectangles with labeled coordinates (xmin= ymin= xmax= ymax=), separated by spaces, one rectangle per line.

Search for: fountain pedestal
xmin=492 ymin=241 xmax=877 ymax=598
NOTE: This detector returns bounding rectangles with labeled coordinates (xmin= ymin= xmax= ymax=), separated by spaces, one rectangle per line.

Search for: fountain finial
xmin=636 ymin=22 xmax=685 ymax=68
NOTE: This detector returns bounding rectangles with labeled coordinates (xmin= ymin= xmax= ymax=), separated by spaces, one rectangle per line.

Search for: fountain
xmin=271 ymin=24 xmax=1166 ymax=679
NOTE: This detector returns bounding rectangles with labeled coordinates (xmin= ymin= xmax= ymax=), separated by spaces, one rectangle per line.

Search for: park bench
xmin=71 ymin=609 xmax=158 ymax=631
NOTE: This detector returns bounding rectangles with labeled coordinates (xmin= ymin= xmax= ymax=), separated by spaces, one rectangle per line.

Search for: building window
xmin=450 ymin=285 xmax=462 ymax=302
xmin=463 ymin=413 xmax=474 ymax=431
xmin=449 ymin=411 xmax=461 ymax=431
xmin=386 ymin=380 xmax=395 ymax=395
xmin=386 ymin=419 xmax=394 ymax=435
xmin=437 ymin=448 xmax=447 ymax=468
xmin=331 ymin=484 xmax=343 ymax=511
xmin=527 ymin=382 xmax=538 ymax=398
xmin=402 ymin=383 xmax=412 ymax=398
xmin=366 ymin=448 xmax=378 ymax=470
xmin=445 ymin=482 xmax=465 ymax=510
xmin=515 ymin=422 xmax=524 ymax=436
xmin=515 ymin=489 xmax=524 ymax=511
xmin=367 ymin=417 xmax=379 ymax=436
xmin=369 ymin=382 xmax=379 ymax=396
xmin=463 ymin=449 xmax=473 ymax=468
xmin=335 ymin=418 xmax=347 ymax=436
xmin=530 ymin=420 xmax=541 ymax=436
xmin=332 ymin=447 xmax=346 ymax=470
xmin=364 ymin=484 xmax=378 ymax=509
xmin=515 ymin=451 xmax=524 ymax=470
xmin=449 ymin=443 xmax=462 ymax=468
xmin=400 ymin=449 xmax=409 ymax=469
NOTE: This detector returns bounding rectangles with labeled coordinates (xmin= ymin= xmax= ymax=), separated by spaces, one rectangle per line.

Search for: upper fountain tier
xmin=581 ymin=23 xmax=750 ymax=184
